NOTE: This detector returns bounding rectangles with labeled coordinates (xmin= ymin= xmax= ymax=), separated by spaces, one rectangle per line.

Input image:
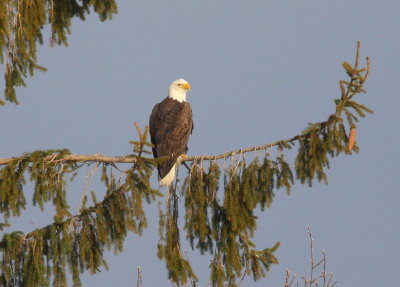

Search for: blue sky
xmin=1 ymin=1 xmax=400 ymax=286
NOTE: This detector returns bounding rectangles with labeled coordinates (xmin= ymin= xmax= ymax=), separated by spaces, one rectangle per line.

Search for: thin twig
xmin=137 ymin=267 xmax=143 ymax=287
xmin=285 ymin=269 xmax=291 ymax=287
xmin=354 ymin=40 xmax=360 ymax=71
xmin=322 ymin=250 xmax=327 ymax=287
xmin=76 ymin=162 xmax=100 ymax=214
xmin=130 ymin=122 xmax=146 ymax=172
xmin=364 ymin=56 xmax=371 ymax=83
xmin=237 ymin=266 xmax=247 ymax=286
xmin=308 ymin=226 xmax=315 ymax=282
xmin=284 ymin=227 xmax=339 ymax=287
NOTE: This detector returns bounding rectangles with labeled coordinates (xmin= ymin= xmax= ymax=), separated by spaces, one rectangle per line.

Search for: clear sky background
xmin=1 ymin=1 xmax=400 ymax=286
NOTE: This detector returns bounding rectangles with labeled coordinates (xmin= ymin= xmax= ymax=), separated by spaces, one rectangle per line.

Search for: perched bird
xmin=149 ymin=79 xmax=193 ymax=186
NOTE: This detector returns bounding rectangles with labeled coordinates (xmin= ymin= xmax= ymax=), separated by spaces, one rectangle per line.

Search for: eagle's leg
xmin=178 ymin=155 xmax=190 ymax=171
xmin=182 ymin=162 xmax=191 ymax=171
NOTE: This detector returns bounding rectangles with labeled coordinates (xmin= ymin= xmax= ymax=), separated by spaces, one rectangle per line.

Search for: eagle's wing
xmin=149 ymin=98 xmax=193 ymax=178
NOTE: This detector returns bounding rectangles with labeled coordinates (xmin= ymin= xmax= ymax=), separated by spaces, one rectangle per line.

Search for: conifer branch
xmin=1 ymin=0 xmax=118 ymax=105
xmin=0 ymin=130 xmax=159 ymax=286
xmin=1 ymin=135 xmax=153 ymax=243
xmin=0 ymin=154 xmax=139 ymax=166
xmin=0 ymin=42 xmax=372 ymax=287
xmin=0 ymin=117 xmax=352 ymax=166
xmin=0 ymin=136 xmax=298 ymax=166
xmin=0 ymin=41 xmax=371 ymax=167
xmin=0 ymin=118 xmax=347 ymax=166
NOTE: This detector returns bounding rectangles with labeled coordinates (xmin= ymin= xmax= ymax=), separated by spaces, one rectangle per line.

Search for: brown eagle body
xmin=149 ymin=79 xmax=193 ymax=186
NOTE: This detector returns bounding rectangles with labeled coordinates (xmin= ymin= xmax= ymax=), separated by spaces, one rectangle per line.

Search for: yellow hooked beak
xmin=179 ymin=82 xmax=191 ymax=91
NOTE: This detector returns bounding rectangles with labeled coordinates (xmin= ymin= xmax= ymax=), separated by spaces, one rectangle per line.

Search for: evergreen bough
xmin=0 ymin=0 xmax=118 ymax=105
xmin=0 ymin=3 xmax=373 ymax=284
xmin=0 ymin=41 xmax=372 ymax=286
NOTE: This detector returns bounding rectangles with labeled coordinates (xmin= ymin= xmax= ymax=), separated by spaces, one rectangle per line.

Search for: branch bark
xmin=0 ymin=41 xmax=370 ymax=168
xmin=0 ymin=154 xmax=139 ymax=165
xmin=0 ymin=133 xmax=304 ymax=166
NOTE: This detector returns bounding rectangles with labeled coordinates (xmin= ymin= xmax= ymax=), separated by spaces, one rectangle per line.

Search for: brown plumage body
xmin=149 ymin=97 xmax=193 ymax=181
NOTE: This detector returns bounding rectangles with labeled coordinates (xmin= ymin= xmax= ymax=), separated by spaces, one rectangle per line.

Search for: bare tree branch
xmin=0 ymin=154 xmax=139 ymax=166
xmin=0 ymin=133 xmax=303 ymax=166
xmin=0 ymin=42 xmax=371 ymax=169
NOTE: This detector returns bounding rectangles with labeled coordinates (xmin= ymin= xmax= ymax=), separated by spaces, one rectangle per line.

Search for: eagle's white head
xmin=168 ymin=78 xmax=191 ymax=103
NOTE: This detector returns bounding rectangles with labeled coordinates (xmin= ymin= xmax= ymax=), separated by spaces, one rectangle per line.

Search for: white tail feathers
xmin=159 ymin=163 xmax=177 ymax=186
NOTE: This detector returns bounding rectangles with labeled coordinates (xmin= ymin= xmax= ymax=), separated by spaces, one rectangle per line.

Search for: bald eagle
xmin=149 ymin=79 xmax=193 ymax=186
